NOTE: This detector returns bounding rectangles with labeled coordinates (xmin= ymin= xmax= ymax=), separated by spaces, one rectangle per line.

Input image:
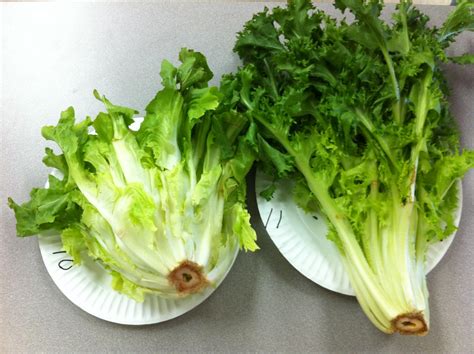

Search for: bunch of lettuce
xmin=223 ymin=0 xmax=473 ymax=334
xmin=9 ymin=49 xmax=258 ymax=301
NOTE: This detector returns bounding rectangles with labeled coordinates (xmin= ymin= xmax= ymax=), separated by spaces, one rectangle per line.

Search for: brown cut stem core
xmin=168 ymin=260 xmax=209 ymax=295
xmin=392 ymin=312 xmax=428 ymax=336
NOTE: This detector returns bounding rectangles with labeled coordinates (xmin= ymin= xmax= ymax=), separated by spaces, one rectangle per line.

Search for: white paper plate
xmin=38 ymin=235 xmax=238 ymax=325
xmin=255 ymin=170 xmax=462 ymax=296
xmin=37 ymin=117 xmax=238 ymax=325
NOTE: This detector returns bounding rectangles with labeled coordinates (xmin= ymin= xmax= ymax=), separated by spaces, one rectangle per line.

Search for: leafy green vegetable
xmin=225 ymin=0 xmax=473 ymax=335
xmin=9 ymin=48 xmax=258 ymax=301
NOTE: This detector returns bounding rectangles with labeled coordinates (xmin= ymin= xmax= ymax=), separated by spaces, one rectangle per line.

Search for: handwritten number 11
xmin=264 ymin=208 xmax=283 ymax=229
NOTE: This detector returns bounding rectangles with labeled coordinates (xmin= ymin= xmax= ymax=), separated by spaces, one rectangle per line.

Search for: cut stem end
xmin=392 ymin=312 xmax=428 ymax=336
xmin=168 ymin=260 xmax=209 ymax=295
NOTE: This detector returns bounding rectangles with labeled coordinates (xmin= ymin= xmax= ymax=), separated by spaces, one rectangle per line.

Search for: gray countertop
xmin=1 ymin=3 xmax=473 ymax=353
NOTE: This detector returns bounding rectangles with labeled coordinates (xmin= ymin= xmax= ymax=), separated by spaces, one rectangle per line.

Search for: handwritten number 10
xmin=52 ymin=251 xmax=73 ymax=270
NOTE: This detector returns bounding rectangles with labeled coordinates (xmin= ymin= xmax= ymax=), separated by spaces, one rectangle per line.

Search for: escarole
xmin=223 ymin=0 xmax=473 ymax=334
xmin=9 ymin=49 xmax=258 ymax=301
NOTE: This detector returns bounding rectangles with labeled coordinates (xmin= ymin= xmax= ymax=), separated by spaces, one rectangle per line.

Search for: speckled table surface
xmin=1 ymin=3 xmax=473 ymax=353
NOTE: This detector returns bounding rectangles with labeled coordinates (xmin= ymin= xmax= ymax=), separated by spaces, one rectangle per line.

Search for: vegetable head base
xmin=9 ymin=48 xmax=259 ymax=302
xmin=224 ymin=0 xmax=474 ymax=334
